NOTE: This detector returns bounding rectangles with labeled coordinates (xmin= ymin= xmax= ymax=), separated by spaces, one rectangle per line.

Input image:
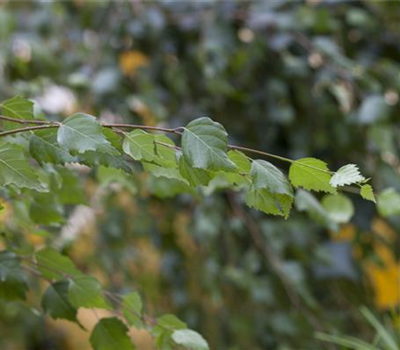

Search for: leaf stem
xmin=0 ymin=124 xmax=60 ymax=137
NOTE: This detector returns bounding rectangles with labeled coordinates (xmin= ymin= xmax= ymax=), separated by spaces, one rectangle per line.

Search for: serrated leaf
xmin=330 ymin=164 xmax=365 ymax=187
xmin=68 ymin=275 xmax=110 ymax=309
xmin=295 ymin=190 xmax=337 ymax=230
xmin=0 ymin=250 xmax=28 ymax=300
xmin=1 ymin=96 xmax=34 ymax=130
xmin=360 ymin=184 xmax=376 ymax=203
xmin=377 ymin=188 xmax=400 ymax=217
xmin=97 ymin=166 xmax=137 ymax=193
xmin=35 ymin=248 xmax=81 ymax=280
xmin=122 ymin=292 xmax=143 ymax=328
xmin=182 ymin=117 xmax=236 ymax=172
xmin=42 ymin=281 xmax=79 ymax=323
xmin=77 ymin=150 xmax=132 ymax=173
xmin=246 ymin=188 xmax=293 ymax=218
xmin=321 ymin=194 xmax=354 ymax=224
xmin=0 ymin=142 xmax=43 ymax=190
xmin=250 ymin=160 xmax=293 ymax=196
xmin=90 ymin=317 xmax=136 ymax=350
xmin=178 ymin=156 xmax=211 ymax=186
xmin=58 ymin=113 xmax=117 ymax=155
xmin=289 ymin=158 xmax=336 ymax=194
xmin=123 ymin=129 xmax=156 ymax=162
xmin=30 ymin=129 xmax=75 ymax=165
xmin=172 ymin=329 xmax=209 ymax=350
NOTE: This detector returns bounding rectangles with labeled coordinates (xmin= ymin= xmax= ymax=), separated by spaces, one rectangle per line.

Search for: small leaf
xmin=35 ymin=248 xmax=81 ymax=280
xmin=182 ymin=117 xmax=236 ymax=171
xmin=330 ymin=164 xmax=365 ymax=187
xmin=30 ymin=129 xmax=75 ymax=165
xmin=122 ymin=292 xmax=143 ymax=328
xmin=123 ymin=129 xmax=156 ymax=162
xmin=321 ymin=194 xmax=354 ymax=224
xmin=360 ymin=184 xmax=376 ymax=203
xmin=0 ymin=250 xmax=28 ymax=300
xmin=42 ymin=281 xmax=79 ymax=323
xmin=68 ymin=275 xmax=110 ymax=309
xmin=90 ymin=317 xmax=136 ymax=350
xmin=58 ymin=113 xmax=117 ymax=155
xmin=377 ymin=188 xmax=400 ymax=217
xmin=250 ymin=160 xmax=293 ymax=196
xmin=97 ymin=166 xmax=137 ymax=193
xmin=153 ymin=135 xmax=177 ymax=168
xmin=228 ymin=150 xmax=251 ymax=173
xmin=0 ymin=142 xmax=43 ymax=190
xmin=289 ymin=157 xmax=335 ymax=194
xmin=172 ymin=329 xmax=209 ymax=350
xmin=246 ymin=188 xmax=293 ymax=218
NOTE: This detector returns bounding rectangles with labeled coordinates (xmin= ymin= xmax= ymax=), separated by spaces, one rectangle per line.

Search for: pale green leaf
xmin=122 ymin=292 xmax=143 ymax=328
xmin=123 ymin=129 xmax=156 ymax=162
xmin=289 ymin=157 xmax=335 ymax=194
xmin=182 ymin=117 xmax=236 ymax=172
xmin=68 ymin=275 xmax=110 ymax=309
xmin=330 ymin=164 xmax=365 ymax=187
xmin=57 ymin=113 xmax=117 ymax=155
xmin=250 ymin=160 xmax=293 ymax=196
xmin=321 ymin=194 xmax=354 ymax=224
xmin=360 ymin=184 xmax=376 ymax=203
xmin=0 ymin=142 xmax=43 ymax=190
xmin=377 ymin=188 xmax=400 ymax=217
xmin=90 ymin=317 xmax=136 ymax=350
xmin=246 ymin=188 xmax=293 ymax=218
xmin=172 ymin=329 xmax=209 ymax=350
xmin=154 ymin=135 xmax=177 ymax=167
xmin=228 ymin=150 xmax=251 ymax=173
xmin=34 ymin=247 xmax=81 ymax=280
xmin=42 ymin=281 xmax=79 ymax=323
xmin=97 ymin=166 xmax=137 ymax=193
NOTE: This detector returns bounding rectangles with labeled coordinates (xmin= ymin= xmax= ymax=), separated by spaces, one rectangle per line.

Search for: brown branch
xmin=0 ymin=124 xmax=59 ymax=137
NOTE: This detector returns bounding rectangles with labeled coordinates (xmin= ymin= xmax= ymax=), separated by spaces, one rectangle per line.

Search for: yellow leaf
xmin=119 ymin=51 xmax=149 ymax=76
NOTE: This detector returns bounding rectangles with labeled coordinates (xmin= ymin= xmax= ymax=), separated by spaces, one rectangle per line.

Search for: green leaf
xmin=377 ymin=188 xmax=400 ymax=217
xmin=295 ymin=190 xmax=337 ymax=230
xmin=123 ymin=129 xmax=156 ymax=162
xmin=35 ymin=248 xmax=81 ymax=280
xmin=289 ymin=157 xmax=335 ymax=194
xmin=122 ymin=292 xmax=143 ymax=328
xmin=153 ymin=314 xmax=187 ymax=350
xmin=77 ymin=150 xmax=132 ymax=173
xmin=157 ymin=314 xmax=187 ymax=330
xmin=57 ymin=113 xmax=117 ymax=155
xmin=330 ymin=164 xmax=365 ymax=187
xmin=321 ymin=194 xmax=354 ymax=224
xmin=153 ymin=135 xmax=177 ymax=167
xmin=148 ymin=176 xmax=195 ymax=199
xmin=55 ymin=167 xmax=86 ymax=205
xmin=42 ymin=281 xmax=79 ymax=323
xmin=228 ymin=150 xmax=251 ymax=173
xmin=246 ymin=188 xmax=293 ymax=218
xmin=360 ymin=184 xmax=376 ymax=203
xmin=30 ymin=129 xmax=75 ymax=165
xmin=250 ymin=160 xmax=293 ymax=196
xmin=182 ymin=117 xmax=236 ymax=172
xmin=97 ymin=166 xmax=137 ymax=194
xmin=178 ymin=156 xmax=211 ymax=187
xmin=30 ymin=193 xmax=64 ymax=225
xmin=68 ymin=275 xmax=110 ymax=309
xmin=0 ymin=142 xmax=43 ymax=190
xmin=172 ymin=329 xmax=209 ymax=350
xmin=1 ymin=96 xmax=34 ymax=129
xmin=90 ymin=317 xmax=136 ymax=350
xmin=0 ymin=250 xmax=28 ymax=300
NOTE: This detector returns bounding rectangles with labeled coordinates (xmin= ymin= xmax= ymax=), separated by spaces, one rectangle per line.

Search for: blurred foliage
xmin=0 ymin=1 xmax=399 ymax=349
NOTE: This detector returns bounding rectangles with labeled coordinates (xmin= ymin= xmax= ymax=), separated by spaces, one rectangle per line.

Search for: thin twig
xmin=0 ymin=124 xmax=59 ymax=137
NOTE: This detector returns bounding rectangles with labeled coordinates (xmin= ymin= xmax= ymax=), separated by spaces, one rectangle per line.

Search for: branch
xmin=0 ymin=124 xmax=59 ymax=137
